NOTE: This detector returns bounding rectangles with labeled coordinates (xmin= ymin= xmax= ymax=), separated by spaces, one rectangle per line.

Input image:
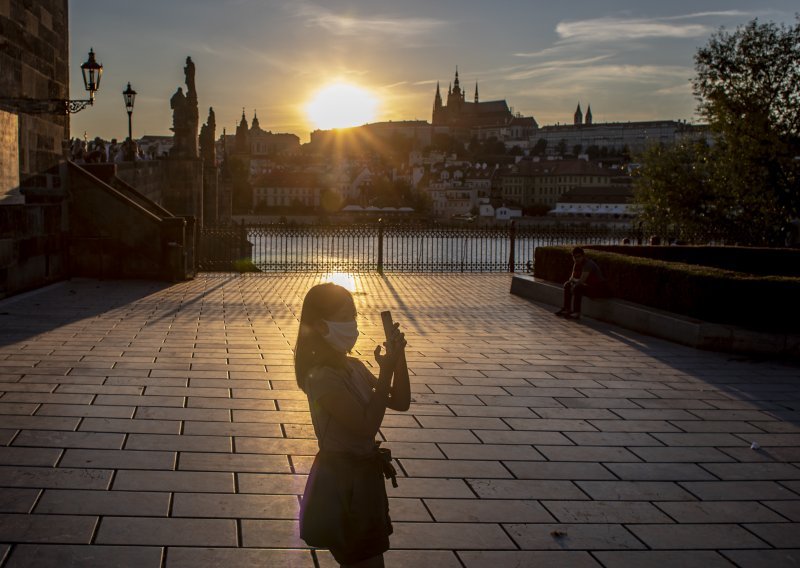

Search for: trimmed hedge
xmin=588 ymin=245 xmax=800 ymax=277
xmin=534 ymin=246 xmax=800 ymax=332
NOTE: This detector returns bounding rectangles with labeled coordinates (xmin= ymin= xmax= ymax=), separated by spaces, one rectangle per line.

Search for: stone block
xmin=35 ymin=489 xmax=170 ymax=516
xmin=96 ymin=517 xmax=237 ymax=546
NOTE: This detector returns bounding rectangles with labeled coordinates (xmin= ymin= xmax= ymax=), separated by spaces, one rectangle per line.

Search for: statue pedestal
xmin=202 ymin=163 xmax=219 ymax=226
xmin=164 ymin=158 xmax=203 ymax=228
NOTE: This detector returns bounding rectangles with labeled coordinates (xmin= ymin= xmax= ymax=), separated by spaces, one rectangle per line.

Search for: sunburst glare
xmin=322 ymin=272 xmax=358 ymax=292
xmin=306 ymin=83 xmax=378 ymax=130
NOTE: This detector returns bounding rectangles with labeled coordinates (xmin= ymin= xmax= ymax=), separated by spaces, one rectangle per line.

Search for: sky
xmin=68 ymin=1 xmax=798 ymax=143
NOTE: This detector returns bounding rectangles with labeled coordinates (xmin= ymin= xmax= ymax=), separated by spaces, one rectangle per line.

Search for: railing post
xmin=508 ymin=220 xmax=516 ymax=273
xmin=239 ymin=219 xmax=246 ymax=270
xmin=377 ymin=218 xmax=384 ymax=274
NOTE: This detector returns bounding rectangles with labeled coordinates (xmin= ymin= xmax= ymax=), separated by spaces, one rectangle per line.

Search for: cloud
xmin=287 ymin=1 xmax=447 ymax=38
xmin=551 ymin=11 xmax=761 ymax=44
xmin=506 ymin=55 xmax=615 ymax=80
xmin=664 ymin=11 xmax=754 ymax=20
xmin=516 ymin=63 xmax=693 ymax=94
xmin=380 ymin=81 xmax=408 ymax=90
xmin=556 ymin=18 xmax=711 ymax=42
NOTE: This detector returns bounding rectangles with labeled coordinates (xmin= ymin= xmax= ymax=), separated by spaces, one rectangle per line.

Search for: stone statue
xmin=199 ymin=107 xmax=216 ymax=165
xmin=170 ymin=88 xmax=186 ymax=128
xmin=185 ymin=57 xmax=197 ymax=100
xmin=184 ymin=57 xmax=199 ymax=158
xmin=170 ymin=87 xmax=188 ymax=156
xmin=169 ymin=56 xmax=200 ymax=158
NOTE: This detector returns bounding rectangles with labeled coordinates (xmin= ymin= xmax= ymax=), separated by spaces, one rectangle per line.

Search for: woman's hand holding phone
xmin=375 ymin=310 xmax=406 ymax=370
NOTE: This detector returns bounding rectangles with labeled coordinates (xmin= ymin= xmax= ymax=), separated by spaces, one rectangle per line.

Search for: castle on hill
xmin=431 ymin=68 xmax=538 ymax=140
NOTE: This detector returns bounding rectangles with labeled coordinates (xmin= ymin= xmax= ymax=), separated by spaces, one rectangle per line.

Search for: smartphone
xmin=380 ymin=310 xmax=394 ymax=340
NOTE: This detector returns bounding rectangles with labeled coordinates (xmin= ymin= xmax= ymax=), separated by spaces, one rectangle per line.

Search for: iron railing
xmin=198 ymin=222 xmax=637 ymax=273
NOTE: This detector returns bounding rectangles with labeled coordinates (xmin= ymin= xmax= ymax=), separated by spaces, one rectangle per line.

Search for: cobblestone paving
xmin=0 ymin=274 xmax=798 ymax=567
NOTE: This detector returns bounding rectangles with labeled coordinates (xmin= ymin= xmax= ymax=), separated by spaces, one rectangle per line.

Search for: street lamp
xmin=78 ymin=48 xmax=103 ymax=108
xmin=122 ymin=83 xmax=136 ymax=140
xmin=122 ymin=83 xmax=137 ymax=161
xmin=0 ymin=48 xmax=103 ymax=114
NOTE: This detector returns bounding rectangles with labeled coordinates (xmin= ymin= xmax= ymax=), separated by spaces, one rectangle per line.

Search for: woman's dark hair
xmin=571 ymin=246 xmax=585 ymax=256
xmin=294 ymin=283 xmax=353 ymax=392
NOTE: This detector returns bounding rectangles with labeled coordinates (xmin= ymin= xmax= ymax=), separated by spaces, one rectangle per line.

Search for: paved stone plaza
xmin=0 ymin=274 xmax=798 ymax=567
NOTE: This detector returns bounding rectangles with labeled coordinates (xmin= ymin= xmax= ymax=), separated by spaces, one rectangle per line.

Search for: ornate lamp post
xmin=122 ymin=82 xmax=138 ymax=161
xmin=121 ymin=82 xmax=137 ymax=161
xmin=122 ymin=82 xmax=137 ymax=140
xmin=75 ymin=48 xmax=103 ymax=112
xmin=0 ymin=48 xmax=104 ymax=114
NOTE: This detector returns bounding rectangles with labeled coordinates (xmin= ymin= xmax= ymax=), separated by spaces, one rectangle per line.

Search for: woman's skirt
xmin=300 ymin=446 xmax=394 ymax=564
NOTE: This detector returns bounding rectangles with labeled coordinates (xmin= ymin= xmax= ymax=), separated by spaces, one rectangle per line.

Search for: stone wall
xmin=115 ymin=161 xmax=170 ymax=206
xmin=0 ymin=0 xmax=70 ymax=187
xmin=68 ymin=163 xmax=189 ymax=281
xmin=0 ymin=110 xmax=21 ymax=204
xmin=0 ymin=203 xmax=67 ymax=299
xmin=0 ymin=0 xmax=70 ymax=295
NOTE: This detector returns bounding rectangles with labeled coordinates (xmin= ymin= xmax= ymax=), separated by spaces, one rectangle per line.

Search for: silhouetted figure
xmin=170 ymin=56 xmax=200 ymax=158
xmin=170 ymin=87 xmax=188 ymax=156
xmin=555 ymin=247 xmax=610 ymax=320
xmin=296 ymin=284 xmax=410 ymax=567
xmin=199 ymin=107 xmax=216 ymax=165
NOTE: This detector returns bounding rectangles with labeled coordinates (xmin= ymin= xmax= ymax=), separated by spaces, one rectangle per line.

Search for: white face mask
xmin=322 ymin=319 xmax=359 ymax=353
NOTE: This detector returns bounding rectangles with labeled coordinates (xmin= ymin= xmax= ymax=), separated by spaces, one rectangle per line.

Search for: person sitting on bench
xmin=555 ymin=247 xmax=609 ymax=320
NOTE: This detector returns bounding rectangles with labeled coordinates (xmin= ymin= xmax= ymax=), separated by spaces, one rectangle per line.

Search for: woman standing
xmin=295 ymin=283 xmax=411 ymax=567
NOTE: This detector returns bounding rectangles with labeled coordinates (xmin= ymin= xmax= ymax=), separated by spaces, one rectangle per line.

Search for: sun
xmin=306 ymin=83 xmax=378 ymax=130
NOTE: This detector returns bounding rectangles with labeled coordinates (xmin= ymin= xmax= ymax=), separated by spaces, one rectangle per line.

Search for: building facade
xmin=252 ymin=171 xmax=321 ymax=208
xmin=498 ymin=159 xmax=621 ymax=208
xmin=535 ymin=107 xmax=707 ymax=155
xmin=0 ymin=0 xmax=70 ymax=204
xmin=221 ymin=110 xmax=301 ymax=175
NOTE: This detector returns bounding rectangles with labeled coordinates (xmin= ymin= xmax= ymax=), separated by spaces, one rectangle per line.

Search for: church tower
xmin=251 ymin=109 xmax=261 ymax=131
xmin=432 ymin=82 xmax=444 ymax=124
xmin=585 ymin=105 xmax=593 ymax=125
xmin=451 ymin=68 xmax=464 ymax=102
xmin=574 ymin=103 xmax=583 ymax=126
xmin=235 ymin=108 xmax=249 ymax=153
xmin=474 ymin=82 xmax=479 ymax=103
xmin=446 ymin=68 xmax=464 ymax=117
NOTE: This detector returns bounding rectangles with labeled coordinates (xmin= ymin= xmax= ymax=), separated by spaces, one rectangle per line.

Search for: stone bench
xmin=511 ymin=274 xmax=800 ymax=358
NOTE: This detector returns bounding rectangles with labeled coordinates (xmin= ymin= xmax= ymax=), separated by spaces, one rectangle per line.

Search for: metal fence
xmin=198 ymin=222 xmax=637 ymax=273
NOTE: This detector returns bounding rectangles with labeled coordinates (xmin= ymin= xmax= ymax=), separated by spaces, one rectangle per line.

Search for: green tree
xmin=693 ymin=16 xmax=800 ymax=244
xmin=532 ymin=138 xmax=547 ymax=156
xmin=636 ymin=17 xmax=800 ymax=244
xmin=634 ymin=140 xmax=718 ymax=240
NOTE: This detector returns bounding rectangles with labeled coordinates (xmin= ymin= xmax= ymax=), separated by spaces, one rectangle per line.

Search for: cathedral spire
xmin=252 ymin=109 xmax=260 ymax=130
xmin=235 ymin=109 xmax=249 ymax=153
xmin=453 ymin=66 xmax=460 ymax=91
xmin=585 ymin=104 xmax=593 ymax=125
xmin=474 ymin=81 xmax=479 ymax=103
xmin=434 ymin=81 xmax=442 ymax=111
xmin=574 ymin=103 xmax=583 ymax=126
